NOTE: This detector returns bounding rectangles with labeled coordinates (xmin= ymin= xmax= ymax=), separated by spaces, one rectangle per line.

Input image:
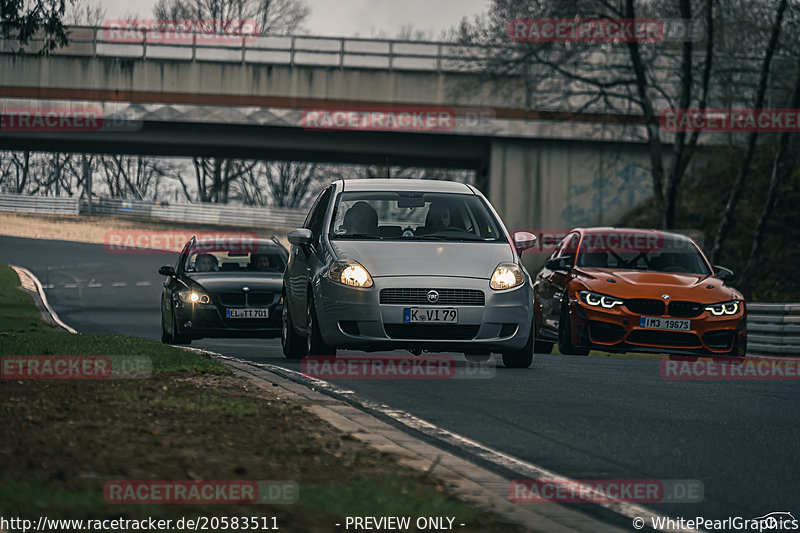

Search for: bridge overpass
xmin=0 ymin=27 xmax=686 ymax=267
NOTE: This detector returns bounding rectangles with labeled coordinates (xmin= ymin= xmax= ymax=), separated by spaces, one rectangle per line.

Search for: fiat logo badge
xmin=427 ymin=290 xmax=440 ymax=303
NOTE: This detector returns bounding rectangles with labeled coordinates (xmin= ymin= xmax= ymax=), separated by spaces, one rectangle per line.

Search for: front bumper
xmin=568 ymin=298 xmax=747 ymax=356
xmin=174 ymin=301 xmax=283 ymax=339
xmin=314 ymin=275 xmax=533 ymax=353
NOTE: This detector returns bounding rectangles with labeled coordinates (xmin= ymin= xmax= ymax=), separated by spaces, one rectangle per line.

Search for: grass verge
xmin=0 ymin=263 xmax=525 ymax=532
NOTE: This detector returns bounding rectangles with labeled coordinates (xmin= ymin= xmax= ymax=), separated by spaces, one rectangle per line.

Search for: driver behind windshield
xmin=249 ymin=253 xmax=277 ymax=271
xmin=417 ymin=201 xmax=451 ymax=235
xmin=195 ymin=253 xmax=218 ymax=272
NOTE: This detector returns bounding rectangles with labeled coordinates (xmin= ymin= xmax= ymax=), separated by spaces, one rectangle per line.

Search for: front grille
xmin=702 ymin=330 xmax=735 ymax=349
xmin=627 ymin=330 xmax=701 ymax=347
xmin=383 ymin=324 xmax=480 ymax=340
xmin=668 ymin=301 xmax=703 ymax=318
xmin=589 ymin=321 xmax=626 ymax=343
xmin=217 ymin=292 xmax=246 ymax=307
xmin=625 ymin=298 xmax=665 ymax=315
xmin=215 ymin=291 xmax=277 ymax=307
xmin=247 ymin=292 xmax=278 ymax=307
xmin=380 ymin=288 xmax=485 ymax=306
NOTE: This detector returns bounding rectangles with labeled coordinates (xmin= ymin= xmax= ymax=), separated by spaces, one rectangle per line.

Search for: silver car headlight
xmin=176 ymin=290 xmax=211 ymax=304
xmin=579 ymin=290 xmax=624 ymax=309
xmin=329 ymin=260 xmax=374 ymax=288
xmin=489 ymin=262 xmax=524 ymax=290
xmin=704 ymin=300 xmax=739 ymax=316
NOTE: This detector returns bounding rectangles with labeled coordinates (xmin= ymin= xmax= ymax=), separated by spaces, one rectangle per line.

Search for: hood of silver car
xmin=330 ymin=240 xmax=516 ymax=278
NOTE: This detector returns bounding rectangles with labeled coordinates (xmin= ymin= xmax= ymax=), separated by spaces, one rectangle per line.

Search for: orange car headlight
xmin=704 ymin=300 xmax=740 ymax=316
xmin=579 ymin=290 xmax=624 ymax=309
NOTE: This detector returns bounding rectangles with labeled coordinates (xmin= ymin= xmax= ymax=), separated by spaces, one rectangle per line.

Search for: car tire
xmin=161 ymin=314 xmax=172 ymax=344
xmin=169 ymin=312 xmax=191 ymax=345
xmin=281 ymin=296 xmax=307 ymax=359
xmin=502 ymin=324 xmax=534 ymax=369
xmin=307 ymin=294 xmax=336 ymax=356
xmin=533 ymin=311 xmax=554 ymax=354
xmin=558 ymin=302 xmax=588 ymax=356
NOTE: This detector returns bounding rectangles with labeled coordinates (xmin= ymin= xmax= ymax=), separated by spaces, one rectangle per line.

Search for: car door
xmin=538 ymin=232 xmax=580 ymax=332
xmin=162 ymin=237 xmax=194 ymax=330
xmin=286 ymin=187 xmax=332 ymax=331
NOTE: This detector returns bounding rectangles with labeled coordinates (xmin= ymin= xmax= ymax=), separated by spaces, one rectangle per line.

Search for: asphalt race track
xmin=3 ymin=234 xmax=799 ymax=530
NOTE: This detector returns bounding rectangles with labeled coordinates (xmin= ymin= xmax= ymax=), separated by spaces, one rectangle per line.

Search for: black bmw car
xmin=159 ymin=235 xmax=288 ymax=344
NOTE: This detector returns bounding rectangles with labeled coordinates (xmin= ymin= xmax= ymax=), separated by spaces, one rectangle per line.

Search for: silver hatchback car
xmin=281 ymin=179 xmax=538 ymax=368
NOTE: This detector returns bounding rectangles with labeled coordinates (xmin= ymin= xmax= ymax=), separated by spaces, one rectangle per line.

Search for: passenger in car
xmin=343 ymin=201 xmax=379 ymax=235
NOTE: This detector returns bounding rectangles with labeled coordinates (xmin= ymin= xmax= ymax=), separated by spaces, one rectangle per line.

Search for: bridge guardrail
xmin=0 ymin=193 xmax=79 ymax=215
xmin=0 ymin=25 xmax=491 ymax=73
xmin=746 ymin=303 xmax=800 ymax=356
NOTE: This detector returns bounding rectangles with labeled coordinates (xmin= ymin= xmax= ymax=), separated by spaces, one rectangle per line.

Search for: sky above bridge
xmin=101 ymin=0 xmax=488 ymax=39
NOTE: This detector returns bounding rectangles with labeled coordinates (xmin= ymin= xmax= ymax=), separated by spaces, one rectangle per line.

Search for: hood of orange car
xmin=574 ymin=268 xmax=743 ymax=303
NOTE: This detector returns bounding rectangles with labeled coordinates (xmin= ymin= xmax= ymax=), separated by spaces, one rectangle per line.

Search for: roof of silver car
xmin=339 ymin=179 xmax=474 ymax=193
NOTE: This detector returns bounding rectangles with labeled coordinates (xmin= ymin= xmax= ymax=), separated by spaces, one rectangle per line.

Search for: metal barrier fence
xmin=84 ymin=197 xmax=306 ymax=228
xmin=0 ymin=193 xmax=79 ymax=215
xmin=747 ymin=303 xmax=800 ymax=356
xmin=0 ymin=192 xmax=305 ymax=227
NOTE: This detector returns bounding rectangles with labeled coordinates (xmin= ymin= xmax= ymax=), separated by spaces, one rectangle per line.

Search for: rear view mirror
xmin=288 ymin=228 xmax=313 ymax=246
xmin=397 ymin=196 xmax=425 ymax=208
xmin=713 ymin=265 xmax=734 ymax=283
xmin=511 ymin=231 xmax=537 ymax=255
xmin=546 ymin=256 xmax=572 ymax=272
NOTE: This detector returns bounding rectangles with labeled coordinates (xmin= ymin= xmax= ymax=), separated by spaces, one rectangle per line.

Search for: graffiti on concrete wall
xmin=560 ymin=162 xmax=651 ymax=226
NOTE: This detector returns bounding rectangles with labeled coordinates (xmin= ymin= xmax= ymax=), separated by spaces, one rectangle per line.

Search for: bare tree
xmin=153 ymin=0 xmax=309 ymax=35
xmin=709 ymin=0 xmax=789 ymax=263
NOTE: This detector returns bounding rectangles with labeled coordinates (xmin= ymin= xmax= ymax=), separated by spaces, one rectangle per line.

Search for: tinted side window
xmin=306 ymin=187 xmax=332 ymax=243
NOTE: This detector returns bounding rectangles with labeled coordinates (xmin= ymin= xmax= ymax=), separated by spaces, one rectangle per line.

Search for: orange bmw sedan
xmin=532 ymin=228 xmax=746 ymax=357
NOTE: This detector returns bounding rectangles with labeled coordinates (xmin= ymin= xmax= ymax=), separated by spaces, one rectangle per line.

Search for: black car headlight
xmin=176 ymin=290 xmax=211 ymax=304
xmin=704 ymin=300 xmax=740 ymax=316
xmin=579 ymin=290 xmax=624 ymax=309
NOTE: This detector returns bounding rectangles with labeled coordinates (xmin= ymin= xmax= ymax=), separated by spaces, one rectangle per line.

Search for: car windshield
xmin=183 ymin=245 xmax=287 ymax=273
xmin=576 ymin=233 xmax=711 ymax=275
xmin=329 ymin=191 xmax=504 ymax=241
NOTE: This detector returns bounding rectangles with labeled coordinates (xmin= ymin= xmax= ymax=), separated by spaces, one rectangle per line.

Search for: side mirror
xmin=713 ymin=265 xmax=734 ymax=283
xmin=546 ymin=256 xmax=572 ymax=272
xmin=511 ymin=231 xmax=538 ymax=255
xmin=158 ymin=265 xmax=176 ymax=277
xmin=288 ymin=228 xmax=313 ymax=246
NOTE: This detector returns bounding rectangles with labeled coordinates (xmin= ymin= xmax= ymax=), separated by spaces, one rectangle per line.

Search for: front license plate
xmin=639 ymin=316 xmax=690 ymax=330
xmin=226 ymin=308 xmax=269 ymax=319
xmin=403 ymin=307 xmax=458 ymax=324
